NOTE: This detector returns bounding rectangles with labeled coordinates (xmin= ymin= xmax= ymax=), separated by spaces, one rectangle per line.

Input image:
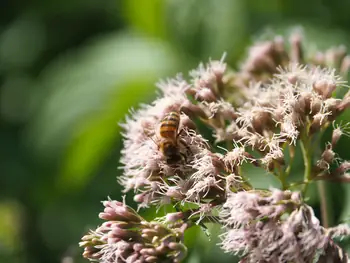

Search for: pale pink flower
xmin=220 ymin=190 xmax=327 ymax=263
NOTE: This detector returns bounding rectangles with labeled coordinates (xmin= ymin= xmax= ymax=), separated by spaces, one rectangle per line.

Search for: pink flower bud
xmin=336 ymin=161 xmax=350 ymax=175
xmin=313 ymin=80 xmax=336 ymax=99
xmin=140 ymin=248 xmax=157 ymax=256
xmin=168 ymin=242 xmax=184 ymax=250
xmin=340 ymin=55 xmax=350 ymax=74
xmin=195 ymin=88 xmax=217 ymax=102
xmin=321 ymin=145 xmax=335 ymax=164
xmin=166 ymin=188 xmax=185 ymax=200
xmin=166 ymin=212 xmax=185 ymax=222
xmin=141 ymin=229 xmax=159 ymax=238
xmin=180 ymin=114 xmax=197 ymax=130
xmin=332 ymin=127 xmax=343 ymax=147
xmin=289 ymin=30 xmax=304 ymax=63
xmin=180 ymin=100 xmax=207 ymax=119
xmin=145 ymin=256 xmax=158 ymax=262
xmin=133 ymin=243 xmax=143 ymax=252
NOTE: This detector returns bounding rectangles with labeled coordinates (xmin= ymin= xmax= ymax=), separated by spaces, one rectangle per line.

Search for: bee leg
xmin=180 ymin=152 xmax=188 ymax=163
xmin=179 ymin=138 xmax=192 ymax=155
xmin=177 ymin=128 xmax=185 ymax=136
xmin=177 ymin=128 xmax=192 ymax=162
xmin=142 ymin=128 xmax=159 ymax=148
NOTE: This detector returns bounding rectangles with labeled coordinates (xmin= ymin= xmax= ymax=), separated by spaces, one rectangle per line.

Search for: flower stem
xmin=285 ymin=145 xmax=295 ymax=177
xmin=300 ymin=137 xmax=313 ymax=195
xmin=277 ymin=163 xmax=288 ymax=190
xmin=300 ymin=131 xmax=333 ymax=227
xmin=317 ymin=180 xmax=333 ymax=228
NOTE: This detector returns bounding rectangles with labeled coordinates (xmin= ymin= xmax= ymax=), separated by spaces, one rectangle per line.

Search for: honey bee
xmin=158 ymin=111 xmax=187 ymax=164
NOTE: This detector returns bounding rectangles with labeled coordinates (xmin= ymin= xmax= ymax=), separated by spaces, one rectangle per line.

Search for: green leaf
xmin=121 ymin=0 xmax=166 ymax=38
xmin=57 ymin=81 xmax=150 ymax=192
xmin=184 ymin=225 xmax=201 ymax=250
xmin=0 ymin=201 xmax=22 ymax=253
xmin=165 ymin=0 xmax=248 ymax=61
xmin=186 ymin=250 xmax=201 ymax=263
xmin=244 ymin=165 xmax=281 ymax=189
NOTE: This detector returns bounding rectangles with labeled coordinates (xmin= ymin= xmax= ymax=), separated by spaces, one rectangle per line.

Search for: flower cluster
xmin=234 ymin=30 xmax=350 ymax=87
xmin=80 ymin=199 xmax=187 ymax=263
xmin=81 ymin=30 xmax=350 ymax=263
xmin=220 ymin=189 xmax=326 ymax=263
xmin=118 ymin=56 xmax=251 ymax=212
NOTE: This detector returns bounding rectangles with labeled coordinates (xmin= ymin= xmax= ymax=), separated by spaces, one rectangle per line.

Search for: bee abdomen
xmin=159 ymin=111 xmax=180 ymax=138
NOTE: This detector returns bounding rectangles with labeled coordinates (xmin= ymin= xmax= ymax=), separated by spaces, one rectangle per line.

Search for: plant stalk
xmin=317 ymin=180 xmax=333 ymax=228
xmin=300 ymin=139 xmax=312 ymax=195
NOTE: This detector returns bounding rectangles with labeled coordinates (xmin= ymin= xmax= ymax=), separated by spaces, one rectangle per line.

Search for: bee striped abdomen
xmin=159 ymin=111 xmax=180 ymax=139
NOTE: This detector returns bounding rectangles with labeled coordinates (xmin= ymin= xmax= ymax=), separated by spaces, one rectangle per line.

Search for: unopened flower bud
xmin=166 ymin=212 xmax=185 ymax=222
xmin=163 ymin=103 xmax=185 ymax=116
xmin=134 ymin=193 xmax=148 ymax=203
xmin=210 ymin=58 xmax=227 ymax=79
xmin=272 ymin=188 xmax=291 ymax=201
xmin=100 ymin=235 xmax=108 ymax=242
xmin=337 ymin=91 xmax=350 ymax=112
xmin=180 ymin=114 xmax=197 ymax=130
xmin=133 ymin=243 xmax=144 ymax=252
xmin=251 ymin=111 xmax=273 ymax=133
xmin=312 ymin=52 xmax=326 ymax=66
xmin=168 ymin=242 xmax=185 ymax=250
xmin=325 ymin=99 xmax=342 ymax=121
xmin=340 ymin=55 xmax=350 ymax=75
xmin=165 ymin=187 xmax=184 ymax=200
xmin=101 ymin=207 xmax=141 ymax=223
xmin=310 ymin=98 xmax=323 ymax=115
xmin=327 ymin=223 xmax=350 ymax=239
xmin=155 ymin=243 xmax=168 ymax=253
xmin=145 ymin=256 xmax=158 ymax=262
xmin=273 ymin=36 xmax=289 ymax=64
xmin=180 ymin=100 xmax=207 ymax=119
xmin=289 ymin=31 xmax=304 ymax=63
xmin=141 ymin=229 xmax=159 ymax=239
xmin=291 ymin=192 xmax=301 ymax=203
xmin=313 ymin=80 xmax=337 ymax=99
xmin=110 ymin=221 xmax=136 ymax=230
xmin=335 ymin=161 xmax=350 ymax=176
xmin=209 ymin=153 xmax=226 ymax=170
xmin=242 ymin=42 xmax=277 ymax=74
xmin=273 ymin=107 xmax=285 ymax=122
xmin=332 ymin=127 xmax=343 ymax=147
xmin=140 ymin=248 xmax=157 ymax=256
xmin=298 ymin=91 xmax=312 ymax=114
xmin=107 ymin=236 xmax=121 ymax=244
xmin=82 ymin=247 xmax=100 ymax=260
xmin=195 ymin=87 xmax=217 ymax=102
xmin=287 ymin=74 xmax=299 ymax=85
xmin=321 ymin=144 xmax=335 ymax=164
xmin=128 ymin=253 xmax=141 ymax=262
xmin=310 ymin=113 xmax=328 ymax=134
xmin=110 ymin=227 xmax=137 ymax=240
xmin=325 ymin=45 xmax=347 ymax=68
xmin=102 ymin=199 xmax=123 ymax=207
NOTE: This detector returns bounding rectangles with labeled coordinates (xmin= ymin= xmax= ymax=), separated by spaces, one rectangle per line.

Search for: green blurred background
xmin=1 ymin=0 xmax=350 ymax=262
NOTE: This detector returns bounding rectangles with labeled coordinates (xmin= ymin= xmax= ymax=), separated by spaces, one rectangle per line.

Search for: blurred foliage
xmin=1 ymin=0 xmax=350 ymax=263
